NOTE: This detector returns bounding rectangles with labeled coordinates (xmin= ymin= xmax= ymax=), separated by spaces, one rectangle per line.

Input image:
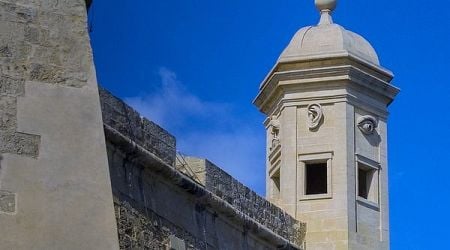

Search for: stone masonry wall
xmin=205 ymin=161 xmax=305 ymax=244
xmin=107 ymin=143 xmax=286 ymax=250
xmin=100 ymin=88 xmax=176 ymax=166
xmin=0 ymin=0 xmax=93 ymax=88
xmin=114 ymin=198 xmax=206 ymax=250
xmin=101 ymin=89 xmax=304 ymax=249
xmin=0 ymin=0 xmax=92 ymax=215
xmin=0 ymin=0 xmax=92 ymax=190
xmin=0 ymin=77 xmax=39 ymax=158
xmin=0 ymin=0 xmax=120 ymax=248
xmin=181 ymin=157 xmax=306 ymax=246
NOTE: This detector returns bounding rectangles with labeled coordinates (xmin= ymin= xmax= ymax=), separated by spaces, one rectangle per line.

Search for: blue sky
xmin=88 ymin=1 xmax=450 ymax=249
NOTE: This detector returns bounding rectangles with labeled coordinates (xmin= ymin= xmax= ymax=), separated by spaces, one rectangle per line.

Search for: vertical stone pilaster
xmin=280 ymin=106 xmax=298 ymax=217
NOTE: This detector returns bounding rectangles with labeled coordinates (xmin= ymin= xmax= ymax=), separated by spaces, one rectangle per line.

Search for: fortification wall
xmin=100 ymin=88 xmax=305 ymax=249
xmin=100 ymin=88 xmax=176 ymax=166
xmin=179 ymin=157 xmax=306 ymax=245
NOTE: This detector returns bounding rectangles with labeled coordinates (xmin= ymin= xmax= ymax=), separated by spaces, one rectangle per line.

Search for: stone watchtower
xmin=254 ymin=1 xmax=399 ymax=249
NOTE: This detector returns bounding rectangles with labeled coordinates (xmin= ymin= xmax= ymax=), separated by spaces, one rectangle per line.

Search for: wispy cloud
xmin=126 ymin=68 xmax=232 ymax=130
xmin=125 ymin=67 xmax=266 ymax=194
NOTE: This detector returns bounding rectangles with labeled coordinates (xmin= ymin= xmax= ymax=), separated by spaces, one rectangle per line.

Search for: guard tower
xmin=254 ymin=0 xmax=399 ymax=249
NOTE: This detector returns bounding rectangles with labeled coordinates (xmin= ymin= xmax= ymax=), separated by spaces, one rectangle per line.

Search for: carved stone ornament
xmin=357 ymin=115 xmax=378 ymax=135
xmin=269 ymin=116 xmax=280 ymax=151
xmin=307 ymin=104 xmax=323 ymax=130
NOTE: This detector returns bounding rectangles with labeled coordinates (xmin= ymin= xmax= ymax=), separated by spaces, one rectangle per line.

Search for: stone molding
xmin=254 ymin=57 xmax=400 ymax=115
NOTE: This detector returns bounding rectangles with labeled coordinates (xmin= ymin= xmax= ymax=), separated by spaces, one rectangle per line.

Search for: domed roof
xmin=279 ymin=2 xmax=380 ymax=65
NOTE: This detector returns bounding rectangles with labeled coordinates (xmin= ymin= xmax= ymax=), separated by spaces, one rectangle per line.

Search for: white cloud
xmin=126 ymin=68 xmax=232 ymax=130
xmin=125 ymin=67 xmax=266 ymax=194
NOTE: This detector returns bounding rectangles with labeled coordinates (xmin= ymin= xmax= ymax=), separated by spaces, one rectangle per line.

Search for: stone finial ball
xmin=315 ymin=0 xmax=337 ymax=12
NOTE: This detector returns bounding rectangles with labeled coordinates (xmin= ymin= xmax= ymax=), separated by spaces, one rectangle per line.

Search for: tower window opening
xmin=271 ymin=169 xmax=281 ymax=201
xmin=357 ymin=161 xmax=378 ymax=204
xmin=358 ymin=168 xmax=370 ymax=199
xmin=305 ymin=163 xmax=327 ymax=195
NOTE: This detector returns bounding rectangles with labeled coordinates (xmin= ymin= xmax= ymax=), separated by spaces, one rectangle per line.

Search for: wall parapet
xmin=100 ymin=87 xmax=305 ymax=248
xmin=178 ymin=157 xmax=306 ymax=246
xmin=100 ymin=87 xmax=176 ymax=166
xmin=104 ymin=125 xmax=304 ymax=249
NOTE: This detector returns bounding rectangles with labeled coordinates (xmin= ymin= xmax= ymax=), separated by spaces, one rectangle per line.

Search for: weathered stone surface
xmin=0 ymin=132 xmax=40 ymax=157
xmin=0 ymin=96 xmax=17 ymax=131
xmin=106 ymin=108 xmax=305 ymax=249
xmin=115 ymin=199 xmax=204 ymax=250
xmin=100 ymin=88 xmax=176 ymax=166
xmin=0 ymin=190 xmax=15 ymax=213
xmin=0 ymin=0 xmax=91 ymax=161
xmin=0 ymin=45 xmax=12 ymax=57
xmin=0 ymin=0 xmax=92 ymax=88
xmin=180 ymin=157 xmax=306 ymax=246
xmin=0 ymin=77 xmax=40 ymax=157
xmin=0 ymin=0 xmax=119 ymax=249
xmin=0 ymin=76 xmax=25 ymax=96
xmin=101 ymin=85 xmax=305 ymax=248
xmin=107 ymin=142 xmax=291 ymax=250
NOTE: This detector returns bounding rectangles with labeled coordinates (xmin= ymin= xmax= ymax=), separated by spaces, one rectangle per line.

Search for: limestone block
xmin=0 ymin=76 xmax=25 ymax=97
xmin=0 ymin=132 xmax=40 ymax=157
xmin=0 ymin=190 xmax=15 ymax=213
xmin=0 ymin=96 xmax=17 ymax=131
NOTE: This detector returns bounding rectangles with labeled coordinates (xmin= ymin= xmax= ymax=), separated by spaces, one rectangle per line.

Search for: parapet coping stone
xmin=99 ymin=87 xmax=176 ymax=166
xmin=177 ymin=156 xmax=306 ymax=245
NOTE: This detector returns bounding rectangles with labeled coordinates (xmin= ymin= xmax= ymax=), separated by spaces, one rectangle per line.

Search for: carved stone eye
xmin=357 ymin=115 xmax=378 ymax=135
xmin=362 ymin=123 xmax=373 ymax=131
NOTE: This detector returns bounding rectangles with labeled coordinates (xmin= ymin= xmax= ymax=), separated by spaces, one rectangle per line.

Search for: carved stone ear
xmin=357 ymin=115 xmax=378 ymax=135
xmin=307 ymin=103 xmax=323 ymax=130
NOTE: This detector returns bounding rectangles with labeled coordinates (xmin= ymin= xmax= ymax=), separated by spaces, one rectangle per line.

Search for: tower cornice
xmin=253 ymin=55 xmax=400 ymax=115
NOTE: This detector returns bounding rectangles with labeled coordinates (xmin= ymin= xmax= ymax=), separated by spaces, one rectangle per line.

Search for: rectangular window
xmin=298 ymin=152 xmax=333 ymax=201
xmin=356 ymin=158 xmax=379 ymax=206
xmin=271 ymin=169 xmax=281 ymax=201
xmin=358 ymin=168 xmax=370 ymax=199
xmin=305 ymin=162 xmax=328 ymax=195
